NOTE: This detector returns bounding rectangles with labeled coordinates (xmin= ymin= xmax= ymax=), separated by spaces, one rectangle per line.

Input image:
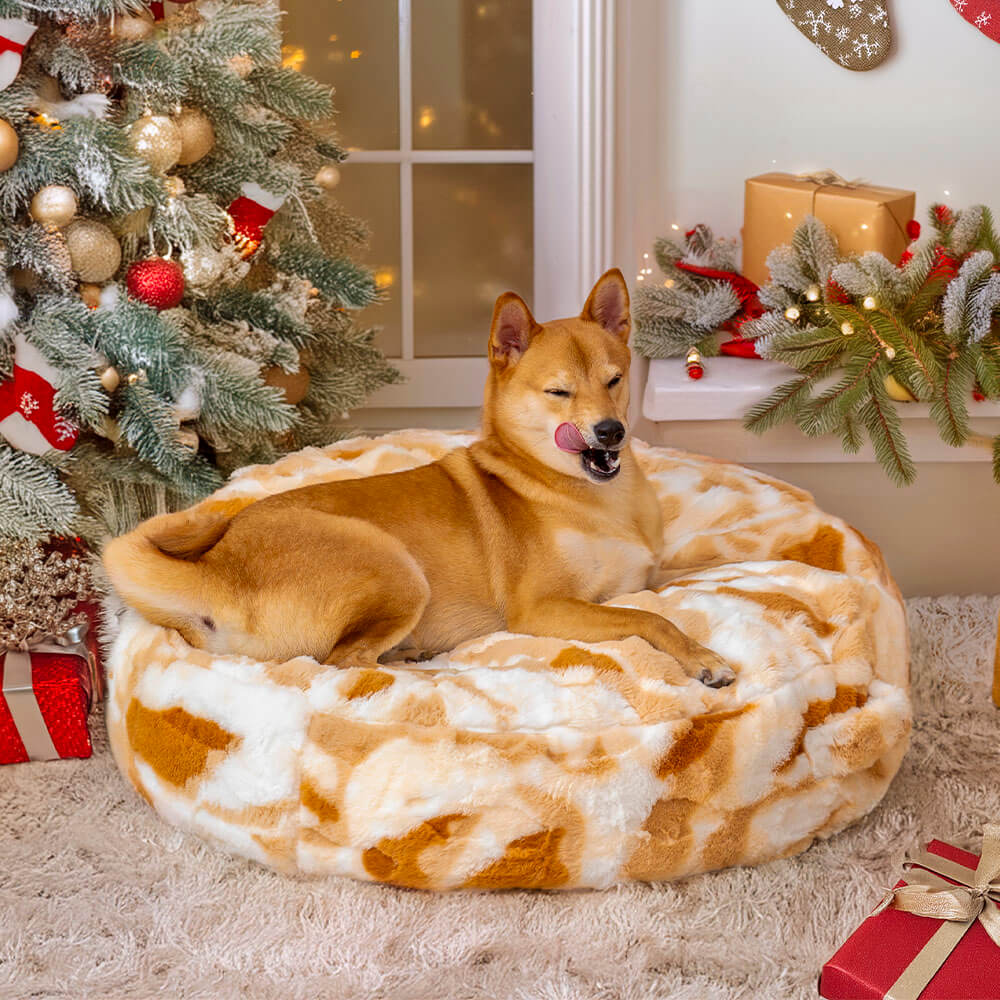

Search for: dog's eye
xmin=607 ymin=374 xmax=622 ymax=389
xmin=545 ymin=388 xmax=571 ymax=397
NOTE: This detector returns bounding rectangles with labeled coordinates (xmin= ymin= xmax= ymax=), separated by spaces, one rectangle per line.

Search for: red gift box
xmin=820 ymin=834 xmax=1000 ymax=1000
xmin=0 ymin=607 xmax=102 ymax=765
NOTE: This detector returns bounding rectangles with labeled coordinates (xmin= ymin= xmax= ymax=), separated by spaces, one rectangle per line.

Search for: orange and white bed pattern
xmin=106 ymin=431 xmax=911 ymax=891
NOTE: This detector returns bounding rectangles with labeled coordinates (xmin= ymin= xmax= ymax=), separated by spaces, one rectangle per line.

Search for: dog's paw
xmin=691 ymin=646 xmax=736 ymax=688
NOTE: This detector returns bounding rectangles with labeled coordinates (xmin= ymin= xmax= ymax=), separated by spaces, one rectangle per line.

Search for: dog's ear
xmin=488 ymin=292 xmax=539 ymax=368
xmin=581 ymin=268 xmax=630 ymax=343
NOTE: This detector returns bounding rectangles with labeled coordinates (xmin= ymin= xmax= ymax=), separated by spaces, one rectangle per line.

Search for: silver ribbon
xmin=2 ymin=621 xmax=95 ymax=762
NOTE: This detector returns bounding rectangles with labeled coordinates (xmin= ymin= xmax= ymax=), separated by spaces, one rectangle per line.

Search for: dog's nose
xmin=593 ymin=419 xmax=625 ymax=448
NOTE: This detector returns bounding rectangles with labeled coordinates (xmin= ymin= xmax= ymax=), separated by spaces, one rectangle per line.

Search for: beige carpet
xmin=2 ymin=595 xmax=998 ymax=1000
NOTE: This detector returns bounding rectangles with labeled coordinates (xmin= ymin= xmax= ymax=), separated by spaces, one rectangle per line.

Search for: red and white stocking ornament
xmin=0 ymin=334 xmax=78 ymax=454
xmin=950 ymin=0 xmax=1000 ymax=42
xmin=126 ymin=257 xmax=186 ymax=310
xmin=0 ymin=18 xmax=37 ymax=91
xmin=227 ymin=183 xmax=287 ymax=258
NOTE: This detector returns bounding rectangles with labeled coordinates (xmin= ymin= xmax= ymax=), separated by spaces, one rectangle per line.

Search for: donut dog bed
xmin=106 ymin=430 xmax=911 ymax=890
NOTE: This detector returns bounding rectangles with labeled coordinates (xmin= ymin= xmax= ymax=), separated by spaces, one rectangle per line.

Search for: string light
xmin=885 ymin=346 xmax=896 ymax=360
xmin=861 ymin=223 xmax=869 ymax=230
xmin=806 ymin=284 xmax=821 ymax=302
xmin=841 ymin=321 xmax=854 ymax=337
xmin=671 ymin=223 xmax=680 ymax=231
xmin=785 ymin=306 xmax=801 ymax=321
xmin=863 ymin=295 xmax=877 ymax=310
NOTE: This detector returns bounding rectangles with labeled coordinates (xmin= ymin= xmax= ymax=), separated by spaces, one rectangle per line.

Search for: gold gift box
xmin=741 ymin=172 xmax=916 ymax=288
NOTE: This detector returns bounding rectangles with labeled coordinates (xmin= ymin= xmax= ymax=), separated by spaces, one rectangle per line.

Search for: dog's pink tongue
xmin=555 ymin=422 xmax=588 ymax=453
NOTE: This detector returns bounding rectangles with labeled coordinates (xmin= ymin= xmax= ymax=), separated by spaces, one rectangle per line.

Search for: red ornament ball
xmin=126 ymin=258 xmax=185 ymax=310
xmin=906 ymin=219 xmax=922 ymax=241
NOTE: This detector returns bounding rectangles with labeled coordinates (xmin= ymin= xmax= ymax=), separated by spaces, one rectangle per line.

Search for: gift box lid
xmin=819 ymin=840 xmax=999 ymax=1000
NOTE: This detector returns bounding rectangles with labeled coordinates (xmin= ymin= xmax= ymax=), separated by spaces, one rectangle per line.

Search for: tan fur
xmin=103 ymin=270 xmax=732 ymax=685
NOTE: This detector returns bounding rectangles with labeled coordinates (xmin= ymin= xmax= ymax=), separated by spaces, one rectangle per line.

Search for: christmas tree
xmin=0 ymin=0 xmax=398 ymax=544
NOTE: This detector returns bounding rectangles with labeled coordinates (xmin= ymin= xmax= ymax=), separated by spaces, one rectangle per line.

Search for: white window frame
xmin=350 ymin=0 xmax=616 ymax=410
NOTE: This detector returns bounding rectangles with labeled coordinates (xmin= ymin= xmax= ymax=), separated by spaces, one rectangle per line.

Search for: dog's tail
xmin=102 ymin=506 xmax=233 ymax=628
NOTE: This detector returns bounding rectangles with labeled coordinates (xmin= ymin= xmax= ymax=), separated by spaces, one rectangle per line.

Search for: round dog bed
xmin=106 ymin=430 xmax=911 ymax=890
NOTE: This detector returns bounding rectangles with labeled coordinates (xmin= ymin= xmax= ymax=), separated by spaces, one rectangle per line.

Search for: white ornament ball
xmin=174 ymin=107 xmax=215 ymax=165
xmin=30 ymin=185 xmax=78 ymax=227
xmin=129 ymin=114 xmax=182 ymax=174
xmin=315 ymin=165 xmax=341 ymax=190
xmin=64 ymin=220 xmax=122 ymax=282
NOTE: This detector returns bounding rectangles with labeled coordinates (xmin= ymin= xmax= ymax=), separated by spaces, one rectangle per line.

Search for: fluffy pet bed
xmin=105 ymin=430 xmax=911 ymax=891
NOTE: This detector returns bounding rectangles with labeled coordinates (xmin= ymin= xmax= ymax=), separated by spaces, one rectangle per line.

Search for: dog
xmin=103 ymin=269 xmax=734 ymax=687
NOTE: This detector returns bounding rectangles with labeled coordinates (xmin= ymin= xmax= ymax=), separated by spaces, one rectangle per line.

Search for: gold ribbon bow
xmin=874 ymin=825 xmax=1000 ymax=1000
xmin=1 ymin=621 xmax=96 ymax=761
xmin=794 ymin=169 xmax=868 ymax=189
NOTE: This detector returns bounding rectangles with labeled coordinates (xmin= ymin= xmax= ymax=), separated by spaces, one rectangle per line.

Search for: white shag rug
xmin=2 ymin=595 xmax=998 ymax=1000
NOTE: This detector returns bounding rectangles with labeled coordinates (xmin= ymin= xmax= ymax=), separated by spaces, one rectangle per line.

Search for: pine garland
xmin=0 ymin=0 xmax=400 ymax=544
xmin=742 ymin=207 xmax=1000 ymax=485
xmin=636 ymin=207 xmax=1000 ymax=486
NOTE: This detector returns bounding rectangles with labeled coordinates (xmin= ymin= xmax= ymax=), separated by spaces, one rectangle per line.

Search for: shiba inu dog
xmin=103 ymin=269 xmax=734 ymax=687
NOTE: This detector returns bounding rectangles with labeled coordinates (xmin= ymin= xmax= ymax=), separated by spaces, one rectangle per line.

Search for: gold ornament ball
xmin=79 ymin=282 xmax=103 ymax=309
xmin=263 ymin=364 xmax=311 ymax=405
xmin=129 ymin=114 xmax=182 ymax=174
xmin=64 ymin=219 xmax=122 ymax=282
xmin=784 ymin=306 xmax=801 ymax=321
xmin=840 ymin=321 xmax=854 ymax=337
xmin=863 ymin=295 xmax=878 ymax=310
xmin=114 ymin=11 xmax=155 ymax=40
xmin=0 ymin=119 xmax=18 ymax=172
xmin=315 ymin=165 xmax=341 ymax=190
xmin=174 ymin=108 xmax=215 ymax=165
xmin=99 ymin=365 xmax=121 ymax=392
xmin=806 ymin=284 xmax=821 ymax=302
xmin=884 ymin=374 xmax=916 ymax=403
xmin=30 ymin=184 xmax=78 ymax=227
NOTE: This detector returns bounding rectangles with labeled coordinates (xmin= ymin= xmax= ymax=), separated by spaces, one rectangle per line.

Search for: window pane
xmin=412 ymin=0 xmax=532 ymax=150
xmin=281 ymin=0 xmax=399 ymax=150
xmin=413 ymin=164 xmax=532 ymax=357
xmin=333 ymin=164 xmax=402 ymax=358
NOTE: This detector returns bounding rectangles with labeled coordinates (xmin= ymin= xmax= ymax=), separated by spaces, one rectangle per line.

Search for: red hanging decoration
xmin=674 ymin=259 xmax=766 ymax=358
xmin=686 ymin=347 xmax=704 ymax=380
xmin=126 ymin=257 xmax=186 ymax=311
xmin=0 ymin=334 xmax=78 ymax=454
xmin=227 ymin=182 xmax=287 ymax=258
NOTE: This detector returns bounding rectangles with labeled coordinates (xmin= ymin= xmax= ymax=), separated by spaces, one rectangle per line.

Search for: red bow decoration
xmin=675 ymin=260 xmax=765 ymax=358
xmin=0 ymin=335 xmax=78 ymax=454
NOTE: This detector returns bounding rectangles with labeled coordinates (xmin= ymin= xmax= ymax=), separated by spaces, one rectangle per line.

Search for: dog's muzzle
xmin=555 ymin=422 xmax=622 ymax=482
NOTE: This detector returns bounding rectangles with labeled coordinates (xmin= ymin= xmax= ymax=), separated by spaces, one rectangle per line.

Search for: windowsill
xmin=641 ymin=357 xmax=1000 ymax=464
